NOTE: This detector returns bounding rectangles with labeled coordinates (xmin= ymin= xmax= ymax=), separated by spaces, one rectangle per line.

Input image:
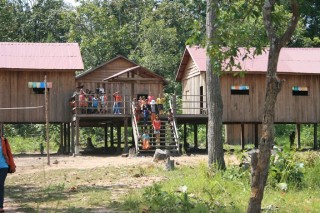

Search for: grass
xmin=6 ymin=151 xmax=320 ymax=212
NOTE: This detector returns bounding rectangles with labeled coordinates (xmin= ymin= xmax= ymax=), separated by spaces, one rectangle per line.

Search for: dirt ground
xmin=11 ymin=153 xmax=239 ymax=176
xmin=5 ymin=153 xmax=240 ymax=212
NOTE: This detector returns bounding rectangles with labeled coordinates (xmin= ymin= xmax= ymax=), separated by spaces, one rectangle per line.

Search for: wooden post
xmin=63 ymin=123 xmax=67 ymax=153
xmin=241 ymin=123 xmax=245 ymax=150
xmin=111 ymin=123 xmax=114 ymax=147
xmin=117 ymin=124 xmax=121 ymax=153
xmin=75 ymin=118 xmax=80 ymax=154
xmin=296 ymin=124 xmax=301 ymax=149
xmin=183 ymin=123 xmax=187 ymax=151
xmin=123 ymin=118 xmax=128 ymax=153
xmin=194 ymin=124 xmax=198 ymax=149
xmin=206 ymin=124 xmax=208 ymax=151
xmin=104 ymin=124 xmax=108 ymax=152
xmin=67 ymin=123 xmax=71 ymax=153
xmin=314 ymin=123 xmax=318 ymax=150
xmin=254 ymin=124 xmax=259 ymax=148
xmin=59 ymin=123 xmax=63 ymax=154
xmin=71 ymin=121 xmax=75 ymax=153
xmin=44 ymin=75 xmax=50 ymax=165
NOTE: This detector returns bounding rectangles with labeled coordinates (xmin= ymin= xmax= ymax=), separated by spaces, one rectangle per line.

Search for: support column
xmin=296 ymin=123 xmax=301 ymax=149
xmin=123 ymin=118 xmax=128 ymax=153
xmin=67 ymin=123 xmax=71 ymax=153
xmin=194 ymin=124 xmax=198 ymax=149
xmin=117 ymin=124 xmax=121 ymax=153
xmin=111 ymin=123 xmax=114 ymax=148
xmin=63 ymin=123 xmax=67 ymax=153
xmin=183 ymin=123 xmax=187 ymax=151
xmin=104 ymin=124 xmax=108 ymax=153
xmin=59 ymin=123 xmax=63 ymax=154
xmin=241 ymin=123 xmax=245 ymax=150
xmin=314 ymin=123 xmax=318 ymax=150
xmin=206 ymin=124 xmax=208 ymax=151
xmin=71 ymin=121 xmax=75 ymax=153
xmin=75 ymin=118 xmax=80 ymax=155
xmin=254 ymin=124 xmax=259 ymax=149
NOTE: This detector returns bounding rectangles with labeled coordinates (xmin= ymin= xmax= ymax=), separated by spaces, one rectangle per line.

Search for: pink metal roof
xmin=176 ymin=46 xmax=320 ymax=81
xmin=0 ymin=42 xmax=84 ymax=70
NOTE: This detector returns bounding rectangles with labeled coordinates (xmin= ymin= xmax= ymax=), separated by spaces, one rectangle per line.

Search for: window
xmin=292 ymin=86 xmax=308 ymax=96
xmin=231 ymin=85 xmax=249 ymax=95
xmin=28 ymin=82 xmax=52 ymax=94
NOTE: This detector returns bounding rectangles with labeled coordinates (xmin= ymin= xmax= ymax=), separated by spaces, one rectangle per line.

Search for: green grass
xmin=6 ymin=151 xmax=320 ymax=212
xmin=116 ymin=152 xmax=320 ymax=213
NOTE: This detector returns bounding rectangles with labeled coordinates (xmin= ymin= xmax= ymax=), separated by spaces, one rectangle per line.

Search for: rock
xmin=153 ymin=149 xmax=170 ymax=162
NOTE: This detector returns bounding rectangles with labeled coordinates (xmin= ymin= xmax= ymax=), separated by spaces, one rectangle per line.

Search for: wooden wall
xmin=221 ymin=73 xmax=320 ymax=123
xmin=181 ymin=59 xmax=206 ymax=114
xmin=76 ymin=57 xmax=135 ymax=91
xmin=0 ymin=70 xmax=75 ymax=123
xmin=76 ymin=58 xmax=165 ymax=105
xmin=181 ymin=68 xmax=320 ymax=123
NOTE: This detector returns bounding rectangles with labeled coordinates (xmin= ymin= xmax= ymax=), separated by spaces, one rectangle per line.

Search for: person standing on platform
xmin=113 ymin=91 xmax=122 ymax=114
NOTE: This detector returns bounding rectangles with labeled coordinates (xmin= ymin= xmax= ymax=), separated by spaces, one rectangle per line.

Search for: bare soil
xmin=5 ymin=153 xmax=240 ymax=212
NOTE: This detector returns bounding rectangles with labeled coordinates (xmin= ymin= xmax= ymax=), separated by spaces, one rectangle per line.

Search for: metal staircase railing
xmin=131 ymin=103 xmax=140 ymax=153
xmin=169 ymin=95 xmax=180 ymax=152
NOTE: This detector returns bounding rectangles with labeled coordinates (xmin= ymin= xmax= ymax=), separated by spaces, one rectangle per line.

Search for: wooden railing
xmin=171 ymin=94 xmax=208 ymax=115
xmin=70 ymin=94 xmax=208 ymax=116
xmin=71 ymin=94 xmax=133 ymax=115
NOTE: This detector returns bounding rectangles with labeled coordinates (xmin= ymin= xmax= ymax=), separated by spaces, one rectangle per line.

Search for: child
xmin=141 ymin=130 xmax=150 ymax=150
xmin=152 ymin=115 xmax=161 ymax=143
xmin=92 ymin=94 xmax=99 ymax=113
xmin=142 ymin=103 xmax=150 ymax=126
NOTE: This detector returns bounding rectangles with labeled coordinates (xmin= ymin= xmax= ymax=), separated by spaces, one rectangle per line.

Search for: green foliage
xmin=268 ymin=149 xmax=305 ymax=190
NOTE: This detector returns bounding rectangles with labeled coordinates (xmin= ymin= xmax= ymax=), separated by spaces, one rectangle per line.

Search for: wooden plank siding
xmin=181 ymin=59 xmax=205 ymax=114
xmin=76 ymin=57 xmax=165 ymax=108
xmin=0 ymin=70 xmax=75 ymax=123
xmin=220 ymin=73 xmax=320 ymax=123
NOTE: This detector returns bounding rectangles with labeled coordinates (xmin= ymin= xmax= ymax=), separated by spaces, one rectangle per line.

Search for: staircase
xmin=131 ymin=104 xmax=180 ymax=155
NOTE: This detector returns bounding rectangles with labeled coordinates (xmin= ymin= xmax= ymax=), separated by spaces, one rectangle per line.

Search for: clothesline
xmin=0 ymin=106 xmax=44 ymax=110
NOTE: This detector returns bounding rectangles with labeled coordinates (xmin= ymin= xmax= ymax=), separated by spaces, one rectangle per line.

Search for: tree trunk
xmin=247 ymin=1 xmax=299 ymax=212
xmin=206 ymin=0 xmax=226 ymax=169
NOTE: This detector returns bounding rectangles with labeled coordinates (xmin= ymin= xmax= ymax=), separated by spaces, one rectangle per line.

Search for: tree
xmin=205 ymin=0 xmax=226 ymax=169
xmin=247 ymin=0 xmax=299 ymax=212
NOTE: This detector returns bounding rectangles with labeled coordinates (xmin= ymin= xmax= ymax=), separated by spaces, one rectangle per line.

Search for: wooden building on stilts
xmin=72 ymin=56 xmax=178 ymax=155
xmin=175 ymin=45 xmax=320 ymax=150
xmin=0 ymin=42 xmax=84 ymax=153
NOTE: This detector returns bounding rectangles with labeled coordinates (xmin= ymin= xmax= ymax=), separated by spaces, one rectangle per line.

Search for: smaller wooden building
xmin=72 ymin=56 xmax=168 ymax=154
xmin=75 ymin=55 xmax=167 ymax=110
xmin=0 ymin=42 xmax=83 ymax=124
xmin=176 ymin=46 xmax=320 ymax=146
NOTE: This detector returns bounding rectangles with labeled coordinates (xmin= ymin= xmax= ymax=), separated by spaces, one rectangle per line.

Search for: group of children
xmin=132 ymin=95 xmax=174 ymax=150
xmin=78 ymin=89 xmax=109 ymax=114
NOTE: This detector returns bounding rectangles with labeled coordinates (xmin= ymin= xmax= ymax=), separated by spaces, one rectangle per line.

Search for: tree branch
xmin=279 ymin=0 xmax=299 ymax=47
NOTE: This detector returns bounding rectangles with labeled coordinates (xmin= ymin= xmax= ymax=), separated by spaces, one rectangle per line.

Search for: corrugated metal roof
xmin=0 ymin=42 xmax=84 ymax=70
xmin=176 ymin=46 xmax=320 ymax=81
